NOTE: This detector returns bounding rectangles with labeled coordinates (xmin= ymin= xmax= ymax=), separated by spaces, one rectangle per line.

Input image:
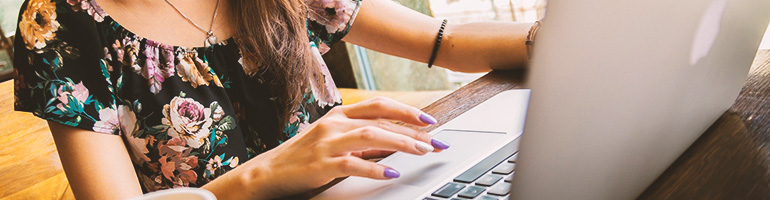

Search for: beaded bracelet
xmin=428 ymin=19 xmax=448 ymax=68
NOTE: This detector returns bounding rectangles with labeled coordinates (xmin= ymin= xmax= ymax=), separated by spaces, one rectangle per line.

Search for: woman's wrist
xmin=201 ymin=159 xmax=275 ymax=200
xmin=239 ymin=160 xmax=279 ymax=200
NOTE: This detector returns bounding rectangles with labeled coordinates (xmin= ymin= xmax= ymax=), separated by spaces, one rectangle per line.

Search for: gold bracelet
xmin=526 ymin=21 xmax=541 ymax=58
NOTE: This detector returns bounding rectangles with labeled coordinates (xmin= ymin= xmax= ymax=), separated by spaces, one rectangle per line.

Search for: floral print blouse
xmin=13 ymin=0 xmax=360 ymax=191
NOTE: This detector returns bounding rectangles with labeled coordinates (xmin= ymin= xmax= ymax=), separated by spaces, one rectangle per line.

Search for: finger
xmin=331 ymin=156 xmax=400 ymax=179
xmin=329 ymin=126 xmax=435 ymax=156
xmin=339 ymin=97 xmax=437 ymax=126
xmin=352 ymin=119 xmax=445 ymax=152
xmin=357 ymin=150 xmax=396 ymax=159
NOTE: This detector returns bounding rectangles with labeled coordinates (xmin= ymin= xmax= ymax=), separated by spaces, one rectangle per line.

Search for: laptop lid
xmin=513 ymin=0 xmax=770 ymax=199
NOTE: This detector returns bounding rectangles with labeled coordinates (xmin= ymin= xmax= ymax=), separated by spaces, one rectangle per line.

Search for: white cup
xmin=128 ymin=188 xmax=217 ymax=200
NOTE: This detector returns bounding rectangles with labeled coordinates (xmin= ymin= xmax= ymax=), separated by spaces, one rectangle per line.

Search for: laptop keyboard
xmin=424 ymin=139 xmax=518 ymax=200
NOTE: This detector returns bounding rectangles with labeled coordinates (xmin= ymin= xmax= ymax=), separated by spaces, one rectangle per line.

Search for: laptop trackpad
xmin=384 ymin=129 xmax=508 ymax=187
xmin=313 ymin=129 xmax=512 ymax=200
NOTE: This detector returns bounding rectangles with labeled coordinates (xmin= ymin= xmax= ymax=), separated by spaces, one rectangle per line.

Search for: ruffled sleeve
xmin=13 ymin=0 xmax=120 ymax=134
xmin=306 ymin=0 xmax=362 ymax=54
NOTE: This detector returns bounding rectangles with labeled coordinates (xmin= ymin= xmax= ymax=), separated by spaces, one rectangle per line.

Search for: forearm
xmin=438 ymin=22 xmax=532 ymax=72
xmin=344 ymin=0 xmax=531 ymax=73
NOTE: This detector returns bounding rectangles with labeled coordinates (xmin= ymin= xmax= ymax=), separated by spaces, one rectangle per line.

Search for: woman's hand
xmin=206 ymin=97 xmax=450 ymax=199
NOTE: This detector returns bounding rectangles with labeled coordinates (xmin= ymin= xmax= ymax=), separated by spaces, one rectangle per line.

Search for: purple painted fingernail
xmin=384 ymin=168 xmax=400 ymax=178
xmin=419 ymin=113 xmax=437 ymax=125
xmin=431 ymin=138 xmax=450 ymax=150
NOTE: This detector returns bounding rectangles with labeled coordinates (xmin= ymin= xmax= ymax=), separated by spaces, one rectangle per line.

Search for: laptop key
xmin=504 ymin=173 xmax=515 ymax=182
xmin=488 ymin=182 xmax=512 ymax=196
xmin=423 ymin=198 xmax=440 ymax=200
xmin=432 ymin=182 xmax=466 ymax=198
xmin=492 ymin=163 xmax=515 ymax=175
xmin=479 ymin=195 xmax=499 ymax=200
xmin=454 ymin=140 xmax=518 ymax=183
xmin=507 ymin=153 xmax=518 ymax=163
xmin=475 ymin=174 xmax=503 ymax=186
xmin=458 ymin=186 xmax=486 ymax=198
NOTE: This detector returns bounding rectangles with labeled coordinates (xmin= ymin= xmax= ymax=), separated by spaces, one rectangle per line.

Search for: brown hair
xmin=232 ymin=0 xmax=321 ymax=125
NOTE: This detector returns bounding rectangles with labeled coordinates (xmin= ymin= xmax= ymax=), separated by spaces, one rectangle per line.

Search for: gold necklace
xmin=164 ymin=0 xmax=221 ymax=47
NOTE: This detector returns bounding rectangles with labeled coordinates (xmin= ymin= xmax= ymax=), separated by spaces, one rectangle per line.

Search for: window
xmin=0 ymin=0 xmax=24 ymax=81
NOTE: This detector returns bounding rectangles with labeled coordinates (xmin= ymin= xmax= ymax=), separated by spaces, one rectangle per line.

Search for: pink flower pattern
xmin=142 ymin=40 xmax=176 ymax=93
xmin=93 ymin=106 xmax=118 ymax=133
xmin=67 ymin=0 xmax=105 ymax=22
xmin=307 ymin=0 xmax=357 ymax=33
xmin=162 ymin=97 xmax=213 ymax=149
xmin=55 ymin=81 xmax=89 ymax=111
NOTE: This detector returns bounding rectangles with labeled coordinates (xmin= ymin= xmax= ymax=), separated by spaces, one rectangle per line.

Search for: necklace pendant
xmin=204 ymin=31 xmax=217 ymax=47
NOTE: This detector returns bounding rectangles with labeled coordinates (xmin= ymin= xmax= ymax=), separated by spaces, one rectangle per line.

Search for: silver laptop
xmin=314 ymin=0 xmax=770 ymax=199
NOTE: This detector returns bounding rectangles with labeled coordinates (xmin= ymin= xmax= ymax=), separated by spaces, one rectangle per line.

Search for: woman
xmin=12 ymin=0 xmax=532 ymax=199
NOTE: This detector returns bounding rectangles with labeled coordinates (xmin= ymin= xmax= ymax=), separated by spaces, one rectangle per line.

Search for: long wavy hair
xmin=232 ymin=0 xmax=321 ymax=126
